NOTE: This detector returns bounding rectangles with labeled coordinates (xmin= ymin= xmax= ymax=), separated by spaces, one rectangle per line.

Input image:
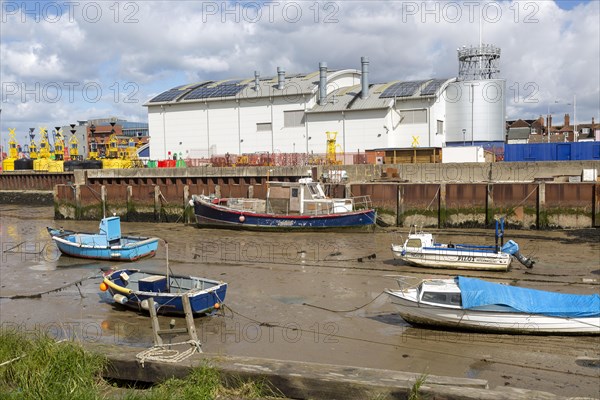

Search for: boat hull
xmin=194 ymin=198 xmax=376 ymax=230
xmin=391 ymin=245 xmax=511 ymax=271
xmin=103 ymin=269 xmax=227 ymax=315
xmin=387 ymin=290 xmax=600 ymax=335
xmin=48 ymin=228 xmax=159 ymax=261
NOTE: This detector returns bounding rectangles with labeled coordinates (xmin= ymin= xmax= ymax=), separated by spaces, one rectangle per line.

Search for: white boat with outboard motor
xmin=391 ymin=219 xmax=534 ymax=271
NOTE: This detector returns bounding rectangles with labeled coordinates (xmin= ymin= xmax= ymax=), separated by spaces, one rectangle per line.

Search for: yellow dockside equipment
xmin=34 ymin=128 xmax=53 ymax=171
xmin=2 ymin=128 xmax=18 ymax=171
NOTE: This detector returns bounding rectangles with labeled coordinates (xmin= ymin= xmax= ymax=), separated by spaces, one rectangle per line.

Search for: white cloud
xmin=1 ymin=0 xmax=598 ymax=140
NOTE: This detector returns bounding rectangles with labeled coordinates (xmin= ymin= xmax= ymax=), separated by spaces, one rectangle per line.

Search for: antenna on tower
xmin=479 ymin=12 xmax=483 ymax=48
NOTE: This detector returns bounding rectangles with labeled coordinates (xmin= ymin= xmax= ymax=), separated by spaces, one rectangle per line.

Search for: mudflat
xmin=1 ymin=205 xmax=598 ymax=397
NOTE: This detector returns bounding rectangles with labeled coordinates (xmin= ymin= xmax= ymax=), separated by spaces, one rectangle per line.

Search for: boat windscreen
xmin=406 ymin=238 xmax=422 ymax=248
xmin=421 ymin=291 xmax=462 ymax=306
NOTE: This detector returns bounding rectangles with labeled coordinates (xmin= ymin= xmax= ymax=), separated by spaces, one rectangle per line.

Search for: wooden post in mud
xmin=183 ymin=185 xmax=193 ymax=224
xmin=100 ymin=185 xmax=107 ymax=219
xmin=593 ymin=183 xmax=600 ymax=227
xmin=438 ymin=183 xmax=447 ymax=228
xmin=537 ymin=182 xmax=547 ymax=229
xmin=397 ymin=184 xmax=405 ymax=227
xmin=75 ymin=184 xmax=82 ymax=220
xmin=154 ymin=185 xmax=161 ymax=222
xmin=486 ymin=183 xmax=494 ymax=226
xmin=126 ymin=186 xmax=133 ymax=221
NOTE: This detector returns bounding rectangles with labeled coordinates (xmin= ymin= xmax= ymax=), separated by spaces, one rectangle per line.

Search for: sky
xmin=0 ymin=0 xmax=599 ymax=146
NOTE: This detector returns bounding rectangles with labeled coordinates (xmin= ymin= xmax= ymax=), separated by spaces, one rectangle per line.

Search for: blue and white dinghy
xmin=47 ymin=216 xmax=159 ymax=261
xmin=386 ymin=276 xmax=600 ymax=335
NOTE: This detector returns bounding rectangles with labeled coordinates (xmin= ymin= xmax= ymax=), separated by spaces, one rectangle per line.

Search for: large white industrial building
xmin=145 ymin=55 xmax=506 ymax=160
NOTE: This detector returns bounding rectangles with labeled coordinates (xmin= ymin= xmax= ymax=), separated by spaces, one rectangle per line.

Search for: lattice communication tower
xmin=457 ymin=44 xmax=501 ymax=81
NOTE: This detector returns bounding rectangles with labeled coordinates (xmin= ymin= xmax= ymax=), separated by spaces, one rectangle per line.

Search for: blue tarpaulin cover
xmin=457 ymin=276 xmax=600 ymax=318
xmin=500 ymin=240 xmax=519 ymax=255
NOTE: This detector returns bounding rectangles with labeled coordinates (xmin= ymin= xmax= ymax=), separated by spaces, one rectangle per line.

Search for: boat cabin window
xmin=291 ymin=188 xmax=299 ymax=198
xmin=307 ymin=184 xmax=319 ymax=196
xmin=421 ymin=291 xmax=461 ymax=306
xmin=406 ymin=238 xmax=422 ymax=248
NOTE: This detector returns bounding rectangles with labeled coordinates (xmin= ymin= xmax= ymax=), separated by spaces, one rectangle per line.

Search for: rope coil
xmin=136 ymin=339 xmax=202 ymax=367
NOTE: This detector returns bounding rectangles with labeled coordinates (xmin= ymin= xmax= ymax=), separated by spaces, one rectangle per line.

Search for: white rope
xmin=0 ymin=354 xmax=26 ymax=367
xmin=136 ymin=339 xmax=202 ymax=368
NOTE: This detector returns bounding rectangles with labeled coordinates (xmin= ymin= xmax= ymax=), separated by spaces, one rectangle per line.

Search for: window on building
xmin=437 ymin=120 xmax=443 ymax=135
xmin=398 ymin=109 xmax=427 ymax=124
xmin=256 ymin=122 xmax=272 ymax=132
xmin=284 ymin=110 xmax=305 ymax=127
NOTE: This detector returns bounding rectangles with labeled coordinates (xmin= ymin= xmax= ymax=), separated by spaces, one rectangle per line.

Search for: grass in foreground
xmin=0 ymin=331 xmax=106 ymax=400
xmin=0 ymin=331 xmax=281 ymax=400
xmin=122 ymin=365 xmax=282 ymax=400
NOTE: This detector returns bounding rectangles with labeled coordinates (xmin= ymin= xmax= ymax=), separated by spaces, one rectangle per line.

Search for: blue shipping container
xmin=504 ymin=142 xmax=600 ymax=162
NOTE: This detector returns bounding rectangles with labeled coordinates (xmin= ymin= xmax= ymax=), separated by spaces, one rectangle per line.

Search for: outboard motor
xmin=514 ymin=251 xmax=535 ymax=268
xmin=501 ymin=240 xmax=535 ymax=269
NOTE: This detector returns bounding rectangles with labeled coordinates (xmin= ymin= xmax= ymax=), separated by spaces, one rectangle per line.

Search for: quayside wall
xmin=1 ymin=161 xmax=598 ymax=228
xmin=51 ymin=179 xmax=600 ymax=229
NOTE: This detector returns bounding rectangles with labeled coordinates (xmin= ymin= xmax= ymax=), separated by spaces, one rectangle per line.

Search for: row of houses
xmin=506 ymin=115 xmax=599 ymax=144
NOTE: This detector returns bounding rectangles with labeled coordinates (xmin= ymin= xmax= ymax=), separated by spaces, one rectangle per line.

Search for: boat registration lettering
xmin=457 ymin=256 xmax=475 ymax=262
xmin=276 ymin=220 xmax=295 ymax=227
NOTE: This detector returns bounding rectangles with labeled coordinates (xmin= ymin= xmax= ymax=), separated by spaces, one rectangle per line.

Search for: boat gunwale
xmin=103 ymin=269 xmax=227 ymax=298
xmin=49 ymin=228 xmax=159 ymax=249
xmin=196 ymin=196 xmax=376 ymax=219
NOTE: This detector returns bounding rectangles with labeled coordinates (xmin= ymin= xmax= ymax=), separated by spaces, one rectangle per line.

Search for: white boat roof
xmin=408 ymin=232 xmax=434 ymax=240
xmin=420 ymin=279 xmax=459 ymax=293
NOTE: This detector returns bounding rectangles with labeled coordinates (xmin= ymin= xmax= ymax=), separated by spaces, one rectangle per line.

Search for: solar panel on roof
xmin=420 ymin=79 xmax=448 ymax=96
xmin=380 ymin=80 xmax=429 ymax=98
xmin=149 ymin=90 xmax=184 ymax=103
xmin=183 ymin=84 xmax=247 ymax=100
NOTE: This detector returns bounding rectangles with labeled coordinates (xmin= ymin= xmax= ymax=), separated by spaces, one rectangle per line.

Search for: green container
xmin=176 ymin=159 xmax=186 ymax=168
xmin=147 ymin=160 xmax=157 ymax=168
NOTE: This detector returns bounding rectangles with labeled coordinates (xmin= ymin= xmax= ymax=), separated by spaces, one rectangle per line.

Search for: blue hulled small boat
xmin=191 ymin=178 xmax=377 ymax=230
xmin=101 ymin=268 xmax=227 ymax=315
xmin=47 ymin=216 xmax=159 ymax=261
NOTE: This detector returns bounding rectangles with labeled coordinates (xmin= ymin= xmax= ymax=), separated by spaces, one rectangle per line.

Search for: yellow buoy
xmin=99 ymin=282 xmax=108 ymax=291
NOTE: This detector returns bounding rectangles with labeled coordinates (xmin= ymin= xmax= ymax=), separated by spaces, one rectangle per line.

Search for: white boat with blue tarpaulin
xmin=386 ymin=276 xmax=600 ymax=335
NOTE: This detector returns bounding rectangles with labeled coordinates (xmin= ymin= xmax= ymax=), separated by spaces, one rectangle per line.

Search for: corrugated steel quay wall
xmin=51 ymin=179 xmax=600 ymax=229
xmin=352 ymin=182 xmax=599 ymax=229
xmin=0 ymin=172 xmax=73 ymax=190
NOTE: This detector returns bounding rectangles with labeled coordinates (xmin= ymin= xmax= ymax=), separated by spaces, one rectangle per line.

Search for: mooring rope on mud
xmin=0 ymin=274 xmax=98 ymax=299
xmin=2 ymin=241 xmax=49 ymax=255
xmin=302 ymin=291 xmax=387 ymax=313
